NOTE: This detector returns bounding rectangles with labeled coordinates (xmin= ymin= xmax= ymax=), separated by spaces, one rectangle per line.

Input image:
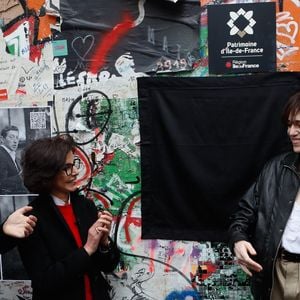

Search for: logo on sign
xmin=227 ymin=9 xmax=256 ymax=38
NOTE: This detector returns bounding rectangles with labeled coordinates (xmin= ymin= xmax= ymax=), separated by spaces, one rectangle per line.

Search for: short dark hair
xmin=282 ymin=92 xmax=300 ymax=125
xmin=21 ymin=135 xmax=76 ymax=194
xmin=1 ymin=125 xmax=19 ymax=138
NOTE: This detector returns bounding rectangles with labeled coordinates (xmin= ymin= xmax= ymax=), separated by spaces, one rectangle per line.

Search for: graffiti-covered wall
xmin=0 ymin=0 xmax=298 ymax=299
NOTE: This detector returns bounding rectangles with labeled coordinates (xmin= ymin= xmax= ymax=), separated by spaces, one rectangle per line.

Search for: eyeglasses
xmin=61 ymin=158 xmax=81 ymax=176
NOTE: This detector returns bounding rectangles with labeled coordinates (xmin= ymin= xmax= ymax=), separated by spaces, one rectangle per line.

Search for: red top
xmin=57 ymin=204 xmax=93 ymax=300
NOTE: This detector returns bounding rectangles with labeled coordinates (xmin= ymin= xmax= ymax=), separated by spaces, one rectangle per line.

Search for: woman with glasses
xmin=18 ymin=135 xmax=120 ymax=300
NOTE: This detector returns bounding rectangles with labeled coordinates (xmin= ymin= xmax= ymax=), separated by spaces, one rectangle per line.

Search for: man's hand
xmin=234 ymin=240 xmax=263 ymax=276
xmin=3 ymin=206 xmax=37 ymax=238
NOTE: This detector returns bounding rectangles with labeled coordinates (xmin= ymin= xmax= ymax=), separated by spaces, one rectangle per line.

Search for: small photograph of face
xmin=3 ymin=130 xmax=19 ymax=152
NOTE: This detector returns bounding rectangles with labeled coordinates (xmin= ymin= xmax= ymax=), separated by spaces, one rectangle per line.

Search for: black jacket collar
xmin=283 ymin=152 xmax=300 ymax=171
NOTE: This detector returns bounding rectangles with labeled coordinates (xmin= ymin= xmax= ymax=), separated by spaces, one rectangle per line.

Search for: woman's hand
xmin=3 ymin=206 xmax=37 ymax=238
xmin=234 ymin=240 xmax=263 ymax=276
xmin=83 ymin=210 xmax=113 ymax=255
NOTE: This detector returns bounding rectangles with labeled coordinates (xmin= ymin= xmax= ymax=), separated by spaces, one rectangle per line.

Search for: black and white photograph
xmin=0 ymin=107 xmax=52 ymax=196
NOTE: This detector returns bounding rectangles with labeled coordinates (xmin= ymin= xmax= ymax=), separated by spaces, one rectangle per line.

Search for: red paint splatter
xmin=74 ymin=148 xmax=92 ymax=185
xmin=89 ymin=13 xmax=134 ymax=74
xmin=148 ymin=256 xmax=155 ymax=273
xmin=93 ymin=192 xmax=110 ymax=209
xmin=16 ymin=89 xmax=27 ymax=95
xmin=30 ymin=44 xmax=43 ymax=63
xmin=124 ymin=195 xmax=141 ymax=243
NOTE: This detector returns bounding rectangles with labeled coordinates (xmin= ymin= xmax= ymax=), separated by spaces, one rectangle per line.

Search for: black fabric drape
xmin=138 ymin=73 xmax=300 ymax=242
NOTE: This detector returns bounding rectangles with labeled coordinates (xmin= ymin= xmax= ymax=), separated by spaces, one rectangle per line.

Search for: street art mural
xmin=53 ymin=0 xmax=200 ymax=89
xmin=0 ymin=0 xmax=299 ymax=299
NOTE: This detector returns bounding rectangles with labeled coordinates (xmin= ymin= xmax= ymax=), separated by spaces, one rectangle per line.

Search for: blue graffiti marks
xmin=165 ymin=290 xmax=201 ymax=300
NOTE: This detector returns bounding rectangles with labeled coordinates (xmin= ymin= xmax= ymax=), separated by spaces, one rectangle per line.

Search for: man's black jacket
xmin=228 ymin=152 xmax=300 ymax=300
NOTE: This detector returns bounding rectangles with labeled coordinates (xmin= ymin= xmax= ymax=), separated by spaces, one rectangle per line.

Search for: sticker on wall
xmin=207 ymin=3 xmax=276 ymax=75
xmin=0 ymin=89 xmax=8 ymax=101
xmin=52 ymin=40 xmax=68 ymax=57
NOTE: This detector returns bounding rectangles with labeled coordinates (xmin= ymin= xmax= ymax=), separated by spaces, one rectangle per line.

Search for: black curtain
xmin=138 ymin=73 xmax=300 ymax=242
